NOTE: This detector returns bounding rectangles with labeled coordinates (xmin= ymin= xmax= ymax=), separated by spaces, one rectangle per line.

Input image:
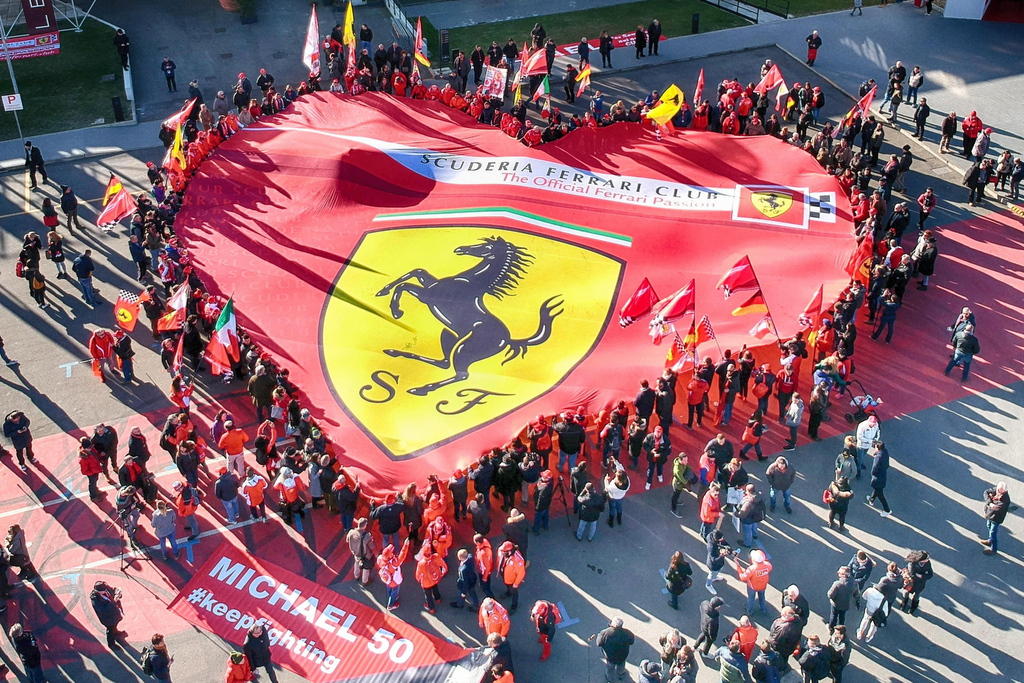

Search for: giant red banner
xmin=178 ymin=94 xmax=852 ymax=495
xmin=169 ymin=544 xmax=484 ymax=682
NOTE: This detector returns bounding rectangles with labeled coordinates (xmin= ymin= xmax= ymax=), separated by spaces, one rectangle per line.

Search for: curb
xmin=0 ymin=119 xmax=159 ymax=174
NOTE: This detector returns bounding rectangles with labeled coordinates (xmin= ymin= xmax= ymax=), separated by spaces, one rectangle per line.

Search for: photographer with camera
xmin=705 ymin=530 xmax=733 ymax=595
xmin=981 ymin=481 xmax=1010 ymax=555
xmin=115 ymin=485 xmax=143 ymax=549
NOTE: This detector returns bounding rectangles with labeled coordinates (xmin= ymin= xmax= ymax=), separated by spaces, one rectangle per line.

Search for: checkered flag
xmin=113 ymin=289 xmax=149 ymax=332
xmin=808 ymin=192 xmax=837 ymax=222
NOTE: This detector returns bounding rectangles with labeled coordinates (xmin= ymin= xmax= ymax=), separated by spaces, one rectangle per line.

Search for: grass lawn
xmin=0 ymin=20 xmax=130 ymax=141
xmin=444 ymin=0 xmax=748 ymax=58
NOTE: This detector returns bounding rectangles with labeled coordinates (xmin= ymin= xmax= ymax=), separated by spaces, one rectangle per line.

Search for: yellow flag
xmin=645 ymin=84 xmax=685 ymax=125
xmin=170 ymin=124 xmax=186 ymax=170
xmin=342 ymin=1 xmax=356 ymax=47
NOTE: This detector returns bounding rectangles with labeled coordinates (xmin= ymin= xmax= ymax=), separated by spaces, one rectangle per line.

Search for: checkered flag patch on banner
xmin=118 ymin=289 xmax=141 ymax=304
xmin=808 ymin=192 xmax=837 ymax=222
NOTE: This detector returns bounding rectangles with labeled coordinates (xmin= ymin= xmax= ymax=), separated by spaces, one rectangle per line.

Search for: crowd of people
xmin=1 ymin=17 xmax=1015 ymax=683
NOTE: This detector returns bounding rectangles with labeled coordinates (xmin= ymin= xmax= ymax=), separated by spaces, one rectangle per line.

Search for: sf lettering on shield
xmin=358 ymin=371 xmax=511 ymax=415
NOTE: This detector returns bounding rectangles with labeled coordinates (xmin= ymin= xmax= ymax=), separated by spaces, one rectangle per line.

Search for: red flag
xmin=102 ymin=174 xmax=123 ymax=206
xmin=693 ymin=67 xmax=705 ymax=104
xmin=749 ymin=315 xmax=775 ymax=339
xmin=521 ymin=48 xmax=549 ymax=77
xmin=414 ymin=16 xmax=431 ymax=68
xmin=618 ymin=277 xmax=660 ymax=327
xmin=754 ymin=64 xmax=784 ymax=95
xmin=649 ymin=321 xmax=671 ymax=345
xmin=798 ymin=284 xmax=824 ymax=328
xmin=156 ymin=282 xmax=191 ymax=332
xmin=95 ymin=188 xmax=138 ymax=227
xmin=731 ymin=290 xmax=768 ymax=316
xmin=665 ymin=333 xmax=685 ymax=367
xmin=842 ymin=85 xmax=877 ymax=128
xmin=774 ymin=81 xmax=789 ymax=115
xmin=682 ymin=317 xmax=698 ymax=348
xmin=113 ymin=289 xmax=144 ymax=332
xmin=171 ymin=331 xmax=185 ymax=375
xmin=162 ymin=98 xmax=196 ymax=130
xmin=844 ymin=233 xmax=875 ymax=285
xmin=697 ymin=315 xmax=717 ymax=344
xmin=716 ymin=256 xmax=759 ymax=298
xmin=652 ymin=279 xmax=695 ymax=325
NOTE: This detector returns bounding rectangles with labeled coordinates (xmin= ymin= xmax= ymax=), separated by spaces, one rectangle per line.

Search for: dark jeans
xmin=504 ymin=584 xmax=519 ymax=610
xmin=694 ymin=629 xmax=716 ymax=654
xmin=739 ymin=442 xmax=763 ymax=459
xmin=872 ymin=318 xmax=895 ymax=342
xmin=968 ymin=184 xmax=986 ymax=204
xmin=423 ymin=585 xmax=441 ymax=610
xmin=670 ymin=488 xmax=685 ymax=512
xmin=601 ymin=53 xmax=611 ymax=68
xmin=808 ymin=411 xmax=823 ymax=438
xmin=87 ymin=473 xmax=100 ymax=499
xmin=646 ymin=459 xmax=665 ymax=484
xmin=687 ymin=403 xmax=704 ymax=426
xmin=255 ymin=664 xmax=279 ymax=683
xmin=14 ymin=444 xmax=34 ymax=466
xmin=867 ymin=485 xmax=891 ymax=512
xmin=828 ymin=604 xmax=847 ymax=630
xmin=828 ymin=508 xmax=847 ymax=527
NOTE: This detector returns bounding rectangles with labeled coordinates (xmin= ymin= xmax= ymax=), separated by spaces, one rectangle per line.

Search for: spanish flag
xmin=102 ymin=174 xmax=123 ymax=206
xmin=414 ymin=17 xmax=431 ymax=67
xmin=731 ymin=290 xmax=769 ymax=316
xmin=646 ymin=84 xmax=684 ymax=125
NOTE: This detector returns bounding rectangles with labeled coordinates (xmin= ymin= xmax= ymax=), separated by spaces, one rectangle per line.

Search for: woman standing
xmin=738 ymin=411 xmax=767 ymax=461
xmin=144 ymin=633 xmax=173 ymax=682
xmin=855 ymin=584 xmax=887 ymax=642
xmin=45 ymin=230 xmax=67 ymax=278
xmin=28 ymin=269 xmax=46 ymax=308
xmin=604 ymin=469 xmax=630 ymax=527
xmin=5 ymin=525 xmax=38 ymax=581
xmin=40 ymin=198 xmax=59 ymax=230
xmin=241 ymin=467 xmax=269 ymax=523
xmin=826 ymin=477 xmax=854 ymax=531
xmin=151 ymin=501 xmax=178 ymax=559
xmin=663 ymin=551 xmax=693 ymax=609
xmin=598 ymin=31 xmax=613 ymax=68
xmin=698 ymin=482 xmax=722 ymax=539
xmin=900 ymin=550 xmax=933 ymax=615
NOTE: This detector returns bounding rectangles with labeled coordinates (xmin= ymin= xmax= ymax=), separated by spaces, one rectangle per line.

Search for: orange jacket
xmin=218 ymin=428 xmax=249 ymax=455
xmin=424 ymin=518 xmax=452 ymax=558
xmin=241 ymin=475 xmax=267 ymax=506
xmin=415 ymin=552 xmax=448 ymax=589
xmin=699 ymin=490 xmax=721 ymax=524
xmin=738 ymin=560 xmax=773 ymax=591
xmin=225 ymin=658 xmax=253 ymax=682
xmin=498 ymin=549 xmax=526 ymax=587
xmin=731 ymin=624 xmax=758 ymax=661
xmin=478 ymin=601 xmax=510 ymax=637
xmin=275 ymin=477 xmax=307 ymax=504
xmin=475 ymin=540 xmax=494 ymax=580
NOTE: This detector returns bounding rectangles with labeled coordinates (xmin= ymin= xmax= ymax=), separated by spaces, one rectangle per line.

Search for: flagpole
xmin=748 ymin=260 xmax=782 ymax=342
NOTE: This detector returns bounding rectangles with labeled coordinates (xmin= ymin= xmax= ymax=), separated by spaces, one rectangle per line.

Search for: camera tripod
xmin=552 ymin=474 xmax=574 ymax=528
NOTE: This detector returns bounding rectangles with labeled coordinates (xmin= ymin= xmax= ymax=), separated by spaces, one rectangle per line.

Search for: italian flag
xmin=531 ymin=75 xmax=550 ymax=103
xmin=204 ymin=297 xmax=240 ymax=374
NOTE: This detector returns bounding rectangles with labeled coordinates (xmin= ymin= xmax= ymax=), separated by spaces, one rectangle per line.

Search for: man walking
xmin=72 ymin=249 xmax=98 ymax=305
xmin=865 ymin=441 xmax=892 ymax=517
xmin=944 ymin=323 xmax=981 ymax=381
xmin=826 ymin=566 xmax=856 ymax=631
xmin=805 ymin=30 xmax=822 ymax=66
xmin=113 ymin=28 xmax=131 ymax=68
xmin=913 ymin=97 xmax=930 ymax=140
xmin=981 ymin=481 xmax=1010 ymax=555
xmin=24 ymin=142 xmax=47 ymax=189
xmin=217 ymin=420 xmax=249 ymax=479
xmin=596 ymin=616 xmax=635 ymax=682
xmin=766 ymin=456 xmax=795 ymax=514
xmin=214 ymin=467 xmax=242 ymax=525
xmin=451 ymin=548 xmax=480 ymax=609
xmin=3 ymin=411 xmax=37 ymax=472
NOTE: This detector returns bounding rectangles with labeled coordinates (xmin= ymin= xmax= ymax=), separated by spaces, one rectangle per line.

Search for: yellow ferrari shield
xmin=321 ymin=226 xmax=623 ymax=459
xmin=751 ymin=190 xmax=794 ymax=219
xmin=115 ymin=307 xmax=135 ymax=326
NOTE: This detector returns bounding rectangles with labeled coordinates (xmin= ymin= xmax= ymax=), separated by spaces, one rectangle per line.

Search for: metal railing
xmin=702 ymin=0 xmax=791 ymax=22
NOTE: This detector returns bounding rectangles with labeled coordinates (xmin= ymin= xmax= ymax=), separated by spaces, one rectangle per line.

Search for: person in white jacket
xmin=856 ymin=584 xmax=888 ymax=642
xmin=855 ymin=415 xmax=880 ymax=476
xmin=603 ymin=463 xmax=630 ymax=528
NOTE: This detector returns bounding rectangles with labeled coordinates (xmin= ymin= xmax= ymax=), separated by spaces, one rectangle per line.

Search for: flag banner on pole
xmin=173 ymin=94 xmax=855 ymax=495
xmin=749 ymin=315 xmax=774 ymax=339
xmin=521 ymin=48 xmax=548 ymax=77
xmin=113 ymin=289 xmax=144 ymax=331
xmin=774 ymin=81 xmax=789 ymax=114
xmin=716 ymin=256 xmax=759 ymax=298
xmin=343 ymin=1 xmax=356 ymax=68
xmin=171 ymin=330 xmax=185 ymax=375
xmin=645 ymin=84 xmax=684 ymax=125
xmin=168 ymin=123 xmax=187 ymax=170
xmin=754 ymin=64 xmax=784 ymax=95
xmin=651 ymin=278 xmax=695 ymax=325
xmin=844 ymin=232 xmax=875 ymax=284
xmin=95 ymin=188 xmax=137 ymax=227
xmin=798 ymin=284 xmax=824 ymax=328
xmin=693 ymin=67 xmax=705 ymax=104
xmin=697 ymin=315 xmax=717 ymax=345
xmin=302 ymin=5 xmax=321 ymax=76
xmin=205 ymin=297 xmax=241 ymax=374
xmin=414 ymin=16 xmax=431 ymax=67
xmin=575 ymin=65 xmax=592 ymax=98
xmin=156 ymin=283 xmax=191 ymax=332
xmin=102 ymin=174 xmax=123 ymax=206
xmin=161 ymin=98 xmax=196 ymax=130
xmin=618 ymin=277 xmax=660 ymax=327
xmin=531 ymin=75 xmax=550 ymax=103
xmin=731 ymin=290 xmax=768 ymax=316
xmin=649 ymin=321 xmax=673 ymax=345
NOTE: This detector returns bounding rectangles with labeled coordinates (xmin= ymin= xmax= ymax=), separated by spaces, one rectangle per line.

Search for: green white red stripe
xmin=205 ymin=297 xmax=240 ymax=374
xmin=372 ymin=207 xmax=632 ymax=247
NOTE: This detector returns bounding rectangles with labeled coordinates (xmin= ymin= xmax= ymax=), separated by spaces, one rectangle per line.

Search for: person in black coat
xmin=90 ymin=581 xmax=124 ymax=647
xmin=913 ymin=97 xmax=930 ymax=140
xmin=493 ymin=455 xmax=522 ymax=511
xmin=981 ymin=482 xmax=1010 ymax=555
xmin=597 ymin=617 xmax=635 ymax=679
xmin=451 ymin=548 xmax=480 ymax=609
xmin=468 ymin=492 xmax=491 ymax=536
xmin=24 ymin=142 xmax=47 ymax=189
xmin=244 ymin=624 xmax=279 ymax=683
xmin=633 ymin=26 xmax=647 ymax=59
xmin=634 ymin=379 xmax=656 ymax=421
xmin=370 ymin=494 xmax=405 ymax=549
xmin=470 ymin=455 xmax=495 ymax=507
xmin=768 ymin=607 xmax=803 ymax=668
xmin=647 ymin=20 xmax=662 ymax=55
xmin=598 ymin=31 xmax=614 ymax=67
xmin=693 ymin=596 xmax=724 ymax=654
xmin=10 ymin=623 xmax=44 ymax=679
xmin=866 ymin=441 xmax=891 ymax=515
xmin=899 ymin=550 xmax=933 ymax=614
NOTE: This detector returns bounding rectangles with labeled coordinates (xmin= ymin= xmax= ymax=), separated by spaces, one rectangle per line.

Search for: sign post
xmin=0 ymin=15 xmax=24 ymax=141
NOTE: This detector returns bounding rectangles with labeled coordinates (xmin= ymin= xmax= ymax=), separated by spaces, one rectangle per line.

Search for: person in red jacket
xmin=733 ymin=549 xmax=773 ymax=615
xmin=497 ymin=541 xmax=526 ymax=613
xmin=474 ymin=534 xmax=496 ymax=599
xmin=478 ymin=597 xmax=510 ymax=638
xmin=775 ymin=367 xmax=797 ymax=425
xmin=225 ymin=651 xmax=252 ymax=682
xmin=530 ymin=599 xmax=562 ymax=660
xmin=960 ymin=110 xmax=982 ymax=159
xmin=692 ymin=101 xmax=710 ymax=131
xmin=699 ymin=482 xmax=722 ymax=539
xmin=88 ymin=329 xmax=117 ymax=383
xmin=78 ymin=436 xmax=104 ymax=501
xmin=415 ymin=544 xmax=448 ymax=613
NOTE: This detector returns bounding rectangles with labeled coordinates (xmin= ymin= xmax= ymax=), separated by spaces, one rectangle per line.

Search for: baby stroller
xmin=844 ymin=379 xmax=883 ymax=423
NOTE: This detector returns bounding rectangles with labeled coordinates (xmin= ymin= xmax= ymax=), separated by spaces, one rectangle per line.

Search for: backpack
xmin=140 ymin=646 xmax=154 ymax=675
xmin=822 ymin=487 xmax=835 ymax=505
